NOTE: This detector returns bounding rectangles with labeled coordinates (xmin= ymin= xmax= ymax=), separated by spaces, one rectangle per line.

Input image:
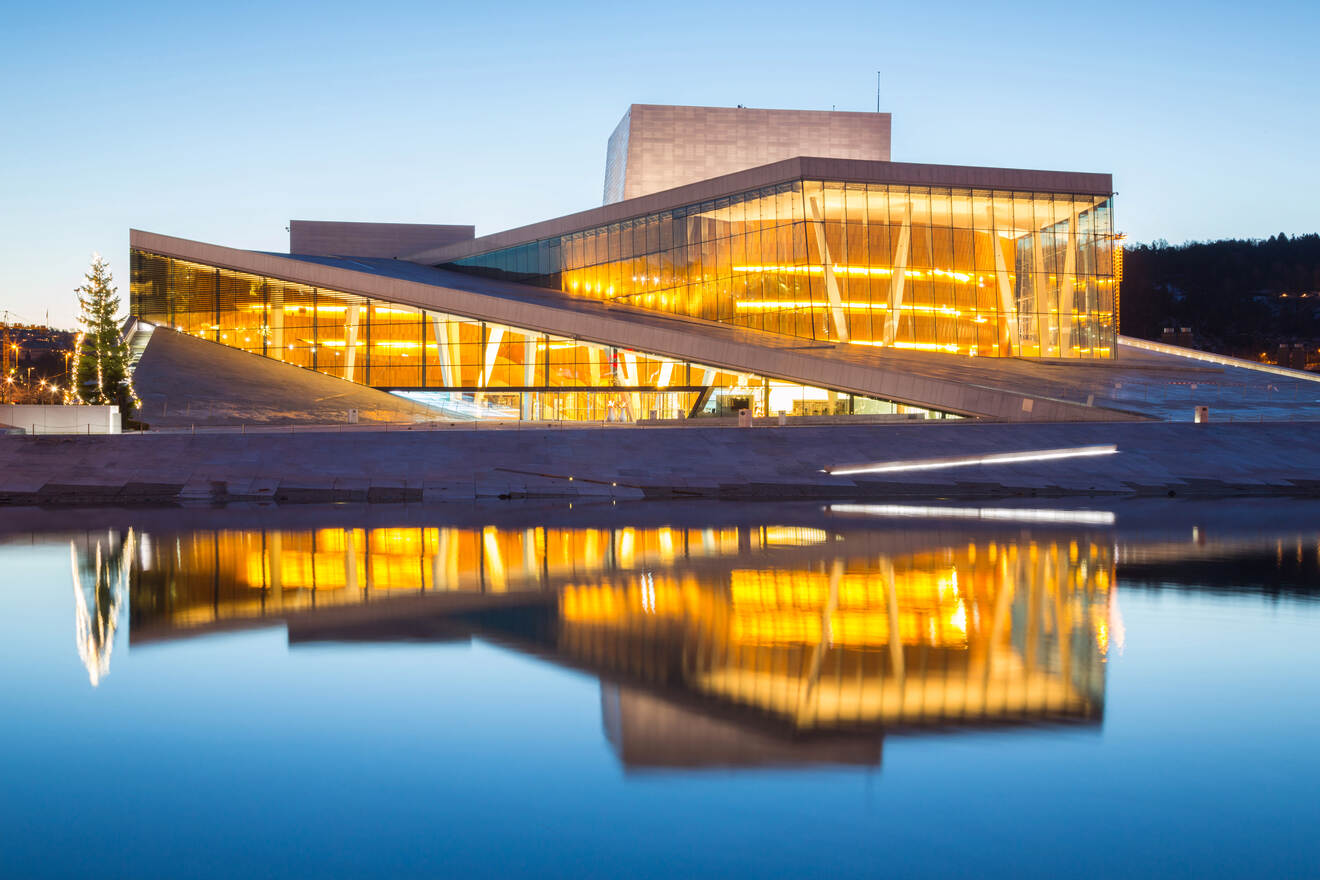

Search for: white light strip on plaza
xmin=826 ymin=503 xmax=1116 ymax=526
xmin=825 ymin=444 xmax=1118 ymax=477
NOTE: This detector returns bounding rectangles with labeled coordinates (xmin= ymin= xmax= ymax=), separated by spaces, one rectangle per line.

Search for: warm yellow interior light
xmin=732 ymin=265 xmax=981 ymax=283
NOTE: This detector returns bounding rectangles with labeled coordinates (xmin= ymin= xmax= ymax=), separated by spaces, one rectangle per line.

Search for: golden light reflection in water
xmin=65 ymin=514 xmax=1320 ymax=773
xmin=558 ymin=539 xmax=1111 ymax=731
xmin=128 ymin=525 xmax=749 ymax=630
xmin=117 ymin=522 xmax=1112 ymax=737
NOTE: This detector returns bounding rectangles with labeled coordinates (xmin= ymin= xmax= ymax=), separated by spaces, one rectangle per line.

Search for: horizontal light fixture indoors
xmin=826 ymin=444 xmax=1118 ymax=477
xmin=827 ymin=503 xmax=1116 ymax=526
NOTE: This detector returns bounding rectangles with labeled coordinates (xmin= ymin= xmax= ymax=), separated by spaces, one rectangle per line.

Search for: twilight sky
xmin=2 ymin=0 xmax=1315 ymax=328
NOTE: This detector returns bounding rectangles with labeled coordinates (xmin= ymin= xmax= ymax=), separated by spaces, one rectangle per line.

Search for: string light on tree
xmin=73 ymin=254 xmax=138 ymax=412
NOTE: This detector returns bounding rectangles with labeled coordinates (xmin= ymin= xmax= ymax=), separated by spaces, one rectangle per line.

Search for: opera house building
xmin=127 ymin=103 xmax=1292 ymax=425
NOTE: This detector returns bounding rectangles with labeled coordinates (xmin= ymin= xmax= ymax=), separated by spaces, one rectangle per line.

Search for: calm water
xmin=1 ymin=500 xmax=1318 ymax=879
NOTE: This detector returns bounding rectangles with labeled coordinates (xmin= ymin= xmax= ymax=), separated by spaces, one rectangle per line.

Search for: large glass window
xmin=449 ymin=181 xmax=1116 ymax=359
xmin=130 ymin=250 xmax=957 ymax=422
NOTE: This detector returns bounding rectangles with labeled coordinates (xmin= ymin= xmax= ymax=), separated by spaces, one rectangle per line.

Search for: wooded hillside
xmin=1120 ymin=234 xmax=1320 ymax=364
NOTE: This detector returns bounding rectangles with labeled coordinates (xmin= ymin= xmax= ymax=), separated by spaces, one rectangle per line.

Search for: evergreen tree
xmin=74 ymin=255 xmax=135 ymax=410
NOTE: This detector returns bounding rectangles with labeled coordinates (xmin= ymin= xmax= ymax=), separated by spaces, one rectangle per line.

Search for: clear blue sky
xmin=2 ymin=0 xmax=1315 ymax=328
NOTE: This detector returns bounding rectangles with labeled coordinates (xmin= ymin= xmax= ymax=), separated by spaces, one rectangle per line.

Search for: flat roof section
xmin=290 ymin=221 xmax=474 ymax=259
xmin=408 ymin=156 xmax=1114 ymax=266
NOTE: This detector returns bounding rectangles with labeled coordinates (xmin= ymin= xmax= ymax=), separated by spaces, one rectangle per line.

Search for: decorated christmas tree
xmin=73 ymin=255 xmax=136 ymax=411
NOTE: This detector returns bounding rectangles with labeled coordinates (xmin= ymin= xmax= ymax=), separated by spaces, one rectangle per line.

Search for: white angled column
xmin=522 ymin=336 xmax=537 ymax=387
xmin=883 ymin=202 xmax=912 ymax=347
xmin=269 ymin=288 xmax=284 ymax=361
xmin=1031 ymin=233 xmax=1048 ymax=355
xmin=432 ymin=317 xmax=454 ymax=387
xmin=480 ymin=325 xmax=504 ymax=388
xmin=587 ymin=344 xmax=602 ymax=386
xmin=619 ymin=351 xmax=642 ymax=420
xmin=987 ymin=207 xmax=1020 ymax=356
xmin=807 ymin=196 xmax=850 ymax=343
xmin=344 ymin=305 xmax=360 ymax=382
xmin=1059 ymin=211 xmax=1079 ymax=357
xmin=522 ymin=335 xmax=538 ymax=419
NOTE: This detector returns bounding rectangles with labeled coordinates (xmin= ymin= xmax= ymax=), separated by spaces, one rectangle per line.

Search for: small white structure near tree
xmin=0 ymin=403 xmax=120 ymax=434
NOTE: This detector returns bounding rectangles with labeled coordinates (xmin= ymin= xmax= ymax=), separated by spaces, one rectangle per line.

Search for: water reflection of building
xmin=108 ymin=520 xmax=1112 ymax=770
xmin=70 ymin=529 xmax=135 ymax=686
xmin=126 ymin=524 xmax=759 ymax=636
xmin=557 ymin=538 xmax=1110 ymax=738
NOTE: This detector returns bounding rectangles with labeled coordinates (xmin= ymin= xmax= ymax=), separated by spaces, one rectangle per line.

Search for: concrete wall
xmin=1 ymin=421 xmax=1317 ymax=504
xmin=0 ymin=404 xmax=120 ymax=435
xmin=606 ymin=104 xmax=892 ymax=203
xmin=290 ymin=221 xmax=475 ymax=258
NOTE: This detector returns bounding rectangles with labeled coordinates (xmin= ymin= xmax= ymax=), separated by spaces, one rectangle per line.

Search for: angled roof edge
xmin=128 ymin=229 xmax=1140 ymax=422
xmin=406 ymin=156 xmax=1114 ymax=265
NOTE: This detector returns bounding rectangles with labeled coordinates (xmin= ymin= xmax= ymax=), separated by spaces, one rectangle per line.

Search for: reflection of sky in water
xmin=1 ymin=503 xmax=1318 ymax=878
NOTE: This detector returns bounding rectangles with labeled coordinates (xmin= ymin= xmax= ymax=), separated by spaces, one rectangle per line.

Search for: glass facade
xmin=130 ymin=249 xmax=953 ymax=421
xmin=449 ymin=179 xmax=1116 ymax=358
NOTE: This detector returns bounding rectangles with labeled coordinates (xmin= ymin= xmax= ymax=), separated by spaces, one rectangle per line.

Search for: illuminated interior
xmin=448 ymin=180 xmax=1117 ymax=359
xmin=130 ymin=249 xmax=954 ymax=420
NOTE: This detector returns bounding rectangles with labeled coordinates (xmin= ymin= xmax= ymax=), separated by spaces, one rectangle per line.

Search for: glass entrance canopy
xmin=447 ymin=180 xmax=1117 ymax=359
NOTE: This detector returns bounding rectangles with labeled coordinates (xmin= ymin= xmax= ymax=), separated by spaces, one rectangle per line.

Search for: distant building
xmin=1278 ymin=342 xmax=1309 ymax=370
xmin=2 ymin=323 xmax=75 ymax=357
xmin=1162 ymin=326 xmax=1195 ymax=347
xmin=1 ymin=323 xmax=75 ymax=398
